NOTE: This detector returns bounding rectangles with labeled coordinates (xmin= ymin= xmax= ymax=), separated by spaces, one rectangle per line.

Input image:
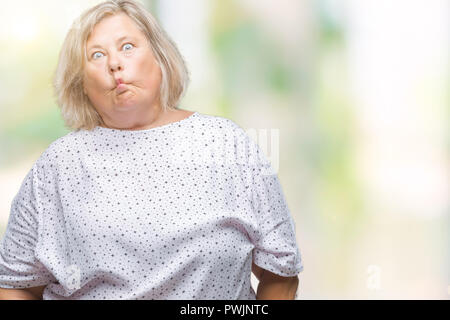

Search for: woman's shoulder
xmin=34 ymin=130 xmax=86 ymax=168
xmin=194 ymin=111 xmax=247 ymax=136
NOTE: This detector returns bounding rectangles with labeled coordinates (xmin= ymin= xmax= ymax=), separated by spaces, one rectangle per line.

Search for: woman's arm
xmin=0 ymin=285 xmax=46 ymax=300
xmin=252 ymin=262 xmax=299 ymax=300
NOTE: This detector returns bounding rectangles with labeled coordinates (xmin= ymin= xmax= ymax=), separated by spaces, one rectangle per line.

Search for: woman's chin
xmin=115 ymin=94 xmax=137 ymax=109
xmin=115 ymin=90 xmax=135 ymax=106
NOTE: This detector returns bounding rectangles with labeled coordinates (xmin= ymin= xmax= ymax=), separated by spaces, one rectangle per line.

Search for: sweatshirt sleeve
xmin=233 ymin=123 xmax=304 ymax=277
xmin=0 ymin=161 xmax=56 ymax=289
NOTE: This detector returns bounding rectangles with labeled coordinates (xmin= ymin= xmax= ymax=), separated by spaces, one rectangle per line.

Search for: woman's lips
xmin=115 ymin=83 xmax=128 ymax=95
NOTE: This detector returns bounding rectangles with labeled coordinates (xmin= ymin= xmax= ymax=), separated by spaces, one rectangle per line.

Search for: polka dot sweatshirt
xmin=0 ymin=111 xmax=303 ymax=299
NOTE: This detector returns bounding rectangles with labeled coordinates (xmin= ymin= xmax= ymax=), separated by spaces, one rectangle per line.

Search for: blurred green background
xmin=0 ymin=0 xmax=448 ymax=299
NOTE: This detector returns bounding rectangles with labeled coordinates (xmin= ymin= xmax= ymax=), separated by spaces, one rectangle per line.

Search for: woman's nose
xmin=111 ymin=65 xmax=122 ymax=72
xmin=109 ymin=55 xmax=123 ymax=73
xmin=110 ymin=62 xmax=122 ymax=72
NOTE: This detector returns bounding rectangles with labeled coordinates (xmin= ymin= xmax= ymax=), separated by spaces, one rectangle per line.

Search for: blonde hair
xmin=52 ymin=0 xmax=190 ymax=131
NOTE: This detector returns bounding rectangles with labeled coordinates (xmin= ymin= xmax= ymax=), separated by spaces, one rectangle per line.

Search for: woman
xmin=0 ymin=0 xmax=303 ymax=300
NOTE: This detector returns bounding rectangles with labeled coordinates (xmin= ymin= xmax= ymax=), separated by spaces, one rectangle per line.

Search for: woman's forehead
xmin=87 ymin=13 xmax=144 ymax=45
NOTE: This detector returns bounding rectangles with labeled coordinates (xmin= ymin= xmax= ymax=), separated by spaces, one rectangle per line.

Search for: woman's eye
xmin=92 ymin=43 xmax=134 ymax=59
xmin=122 ymin=43 xmax=134 ymax=51
xmin=92 ymin=52 xmax=104 ymax=60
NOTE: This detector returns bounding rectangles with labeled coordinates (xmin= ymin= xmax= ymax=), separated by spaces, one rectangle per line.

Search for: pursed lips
xmin=115 ymin=83 xmax=128 ymax=95
xmin=114 ymin=78 xmax=128 ymax=94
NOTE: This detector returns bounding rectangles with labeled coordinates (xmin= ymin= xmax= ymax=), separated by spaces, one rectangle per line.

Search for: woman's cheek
xmin=89 ymin=69 xmax=107 ymax=90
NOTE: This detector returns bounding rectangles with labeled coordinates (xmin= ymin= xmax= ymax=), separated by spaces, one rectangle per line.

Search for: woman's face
xmin=83 ymin=12 xmax=163 ymax=129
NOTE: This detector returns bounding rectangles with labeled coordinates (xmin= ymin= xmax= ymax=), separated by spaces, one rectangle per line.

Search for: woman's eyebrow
xmin=87 ymin=36 xmax=135 ymax=52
